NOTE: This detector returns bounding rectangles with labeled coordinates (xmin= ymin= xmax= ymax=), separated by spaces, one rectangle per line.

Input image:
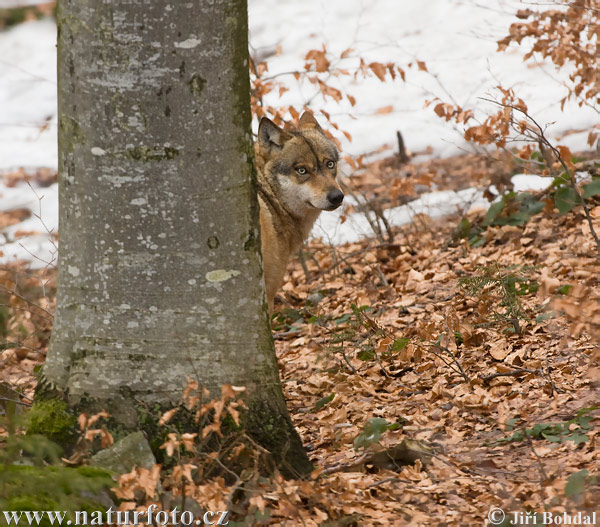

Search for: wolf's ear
xmin=298 ymin=111 xmax=323 ymax=131
xmin=258 ymin=117 xmax=292 ymax=149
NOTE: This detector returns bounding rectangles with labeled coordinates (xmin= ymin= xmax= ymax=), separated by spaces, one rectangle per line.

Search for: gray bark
xmin=44 ymin=0 xmax=310 ymax=475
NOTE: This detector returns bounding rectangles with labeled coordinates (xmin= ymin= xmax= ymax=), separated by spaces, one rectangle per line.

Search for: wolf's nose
xmin=327 ymin=189 xmax=344 ymax=207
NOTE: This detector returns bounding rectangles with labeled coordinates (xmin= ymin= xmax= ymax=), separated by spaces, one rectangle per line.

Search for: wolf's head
xmin=256 ymin=111 xmax=344 ymax=217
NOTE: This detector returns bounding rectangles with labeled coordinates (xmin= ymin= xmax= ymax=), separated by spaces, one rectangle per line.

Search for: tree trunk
xmin=43 ymin=0 xmax=311 ymax=476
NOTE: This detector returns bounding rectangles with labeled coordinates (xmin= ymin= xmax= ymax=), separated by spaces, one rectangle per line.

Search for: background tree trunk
xmin=43 ymin=0 xmax=311 ymax=476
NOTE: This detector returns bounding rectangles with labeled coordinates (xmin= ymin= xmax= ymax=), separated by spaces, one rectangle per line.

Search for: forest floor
xmin=270 ymin=151 xmax=600 ymax=525
xmin=0 ymin=150 xmax=599 ymax=526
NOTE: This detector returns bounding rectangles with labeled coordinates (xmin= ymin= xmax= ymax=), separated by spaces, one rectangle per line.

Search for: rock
xmin=307 ymin=292 xmax=325 ymax=306
xmin=161 ymin=490 xmax=204 ymax=516
xmin=90 ymin=431 xmax=156 ymax=474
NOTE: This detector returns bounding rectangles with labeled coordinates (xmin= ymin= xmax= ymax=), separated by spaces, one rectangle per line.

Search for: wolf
xmin=255 ymin=111 xmax=344 ymax=313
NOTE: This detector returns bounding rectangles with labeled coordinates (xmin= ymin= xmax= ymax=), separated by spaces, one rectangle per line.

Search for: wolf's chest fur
xmin=254 ymin=112 xmax=344 ymax=313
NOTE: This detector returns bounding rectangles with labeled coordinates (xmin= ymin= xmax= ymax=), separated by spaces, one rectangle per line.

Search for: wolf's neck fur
xmin=256 ymin=165 xmax=320 ymax=254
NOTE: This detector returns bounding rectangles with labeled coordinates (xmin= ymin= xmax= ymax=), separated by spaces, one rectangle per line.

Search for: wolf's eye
xmin=326 ymin=160 xmax=336 ymax=169
xmin=296 ymin=167 xmax=307 ymax=175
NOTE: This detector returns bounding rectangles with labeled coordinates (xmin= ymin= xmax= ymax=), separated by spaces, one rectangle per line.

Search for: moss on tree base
xmin=244 ymin=397 xmax=313 ymax=478
xmin=33 ymin=380 xmax=311 ymax=478
xmin=25 ymin=399 xmax=77 ymax=448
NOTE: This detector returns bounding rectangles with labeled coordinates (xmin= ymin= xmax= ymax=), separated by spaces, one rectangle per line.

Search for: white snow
xmin=511 ymin=174 xmax=553 ymax=193
xmin=0 ymin=1 xmax=597 ymax=265
xmin=312 ymin=174 xmax=553 ymax=245
xmin=248 ymin=0 xmax=597 ymax=159
xmin=0 ymin=181 xmax=58 ymax=267
xmin=0 ymin=18 xmax=57 ymax=171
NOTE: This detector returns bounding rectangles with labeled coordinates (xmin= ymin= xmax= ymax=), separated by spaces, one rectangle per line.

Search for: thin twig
xmin=0 ymin=396 xmax=32 ymax=406
xmin=431 ymin=345 xmax=470 ymax=383
xmin=0 ymin=286 xmax=54 ymax=318
xmin=481 ymin=368 xmax=541 ymax=383
xmin=341 ymin=347 xmax=357 ymax=374
xmin=297 ymin=247 xmax=311 ymax=283
xmin=522 ymin=426 xmax=549 ymax=509
xmin=374 ymin=264 xmax=389 ymax=287
xmin=272 ymin=329 xmax=302 ymax=340
xmin=542 ymin=353 xmax=561 ymax=395
xmin=367 ymin=476 xmax=412 ymax=488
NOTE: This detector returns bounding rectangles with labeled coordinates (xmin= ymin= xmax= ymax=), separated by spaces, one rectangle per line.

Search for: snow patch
xmin=313 ymin=173 xmax=554 ymax=246
xmin=0 ymin=181 xmax=58 ymax=268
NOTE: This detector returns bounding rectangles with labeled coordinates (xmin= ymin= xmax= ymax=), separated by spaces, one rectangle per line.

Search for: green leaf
xmin=315 ymin=393 xmax=335 ymax=410
xmin=508 ymin=430 xmax=525 ymax=442
xmin=470 ymin=235 xmax=485 ymax=248
xmin=281 ymin=308 xmax=302 ymax=320
xmin=505 ymin=211 xmax=531 ymax=226
xmin=520 ymin=281 xmax=538 ymax=294
xmin=556 ymin=284 xmax=572 ymax=295
xmin=554 ymin=186 xmax=578 ymax=214
xmin=524 ymin=198 xmax=544 ymax=216
xmin=483 ymin=201 xmax=505 ymax=226
xmin=391 ymin=338 xmax=410 ymax=351
xmin=253 ymin=508 xmax=272 ymax=522
xmin=541 ymin=434 xmax=563 ymax=443
xmin=353 ymin=417 xmax=390 ymax=449
xmin=505 ymin=417 xmax=522 ymax=431
xmin=357 ymin=348 xmax=375 ymax=361
xmin=576 ymin=406 xmax=597 ymax=418
xmin=552 ymin=173 xmax=570 ymax=187
xmin=364 ymin=417 xmax=389 ymax=432
xmin=568 ymin=433 xmax=589 ymax=445
xmin=536 ymin=311 xmax=555 ymax=323
xmin=334 ymin=313 xmax=352 ymax=325
xmin=351 ymin=304 xmax=371 ymax=314
xmin=531 ymin=423 xmax=551 ymax=438
xmin=582 ymin=179 xmax=600 ymax=198
xmin=565 ymin=469 xmax=588 ymax=498
xmin=531 ymin=151 xmax=543 ymax=162
xmin=455 ymin=217 xmax=472 ymax=239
